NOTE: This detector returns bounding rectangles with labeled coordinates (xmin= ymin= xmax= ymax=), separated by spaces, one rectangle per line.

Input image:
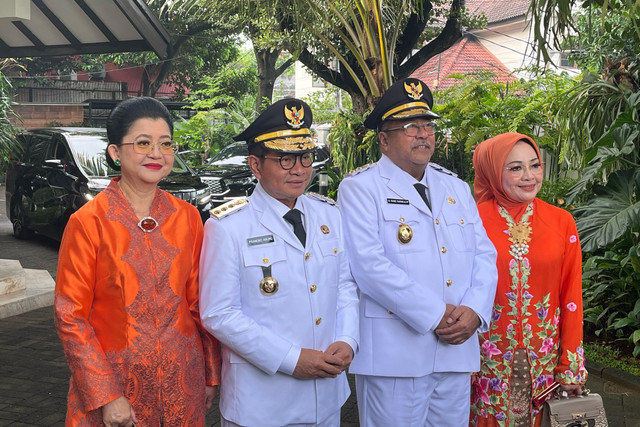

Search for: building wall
xmin=294 ymin=62 xmax=326 ymax=100
xmin=11 ymin=104 xmax=84 ymax=129
xmin=471 ymin=18 xmax=579 ymax=79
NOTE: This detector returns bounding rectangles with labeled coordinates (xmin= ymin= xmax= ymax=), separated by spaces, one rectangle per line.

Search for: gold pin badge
xmin=260 ymin=265 xmax=279 ymax=296
xmin=447 ymin=197 xmax=456 ymax=204
xmin=321 ymin=225 xmax=330 ymax=234
xmin=397 ymin=223 xmax=413 ymax=244
xmin=260 ymin=276 xmax=279 ymax=296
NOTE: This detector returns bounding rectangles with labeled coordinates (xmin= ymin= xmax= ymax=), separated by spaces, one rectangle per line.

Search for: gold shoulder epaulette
xmin=429 ymin=163 xmax=457 ymax=177
xmin=210 ymin=198 xmax=248 ymax=219
xmin=306 ymin=192 xmax=336 ymax=206
xmin=345 ymin=162 xmax=377 ymax=177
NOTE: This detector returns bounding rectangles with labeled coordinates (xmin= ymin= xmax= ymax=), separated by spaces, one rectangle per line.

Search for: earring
xmin=114 ymin=159 xmax=121 ymax=166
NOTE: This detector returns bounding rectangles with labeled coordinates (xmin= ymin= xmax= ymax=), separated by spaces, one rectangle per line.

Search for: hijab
xmin=472 ymin=132 xmax=542 ymax=207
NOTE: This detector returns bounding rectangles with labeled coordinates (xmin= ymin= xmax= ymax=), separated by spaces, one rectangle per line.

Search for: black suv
xmin=196 ymin=141 xmax=332 ymax=206
xmin=5 ymin=127 xmax=211 ymax=241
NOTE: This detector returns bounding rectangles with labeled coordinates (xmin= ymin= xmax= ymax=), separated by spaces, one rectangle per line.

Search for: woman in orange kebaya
xmin=54 ymin=97 xmax=221 ymax=427
xmin=470 ymin=133 xmax=586 ymax=426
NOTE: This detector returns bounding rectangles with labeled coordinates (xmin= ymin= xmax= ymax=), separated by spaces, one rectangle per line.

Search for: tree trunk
xmin=350 ymin=91 xmax=368 ymax=115
xmin=141 ymin=68 xmax=151 ymax=97
xmin=254 ymin=47 xmax=280 ymax=114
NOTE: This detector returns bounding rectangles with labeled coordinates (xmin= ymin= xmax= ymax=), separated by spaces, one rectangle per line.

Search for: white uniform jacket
xmin=200 ymin=183 xmax=359 ymax=426
xmin=338 ymin=155 xmax=497 ymax=377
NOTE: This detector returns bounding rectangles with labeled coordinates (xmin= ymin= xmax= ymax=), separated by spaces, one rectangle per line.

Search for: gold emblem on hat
xmin=404 ymin=81 xmax=423 ymax=100
xmin=260 ymin=276 xmax=279 ymax=296
xmin=447 ymin=197 xmax=456 ymax=204
xmin=397 ymin=223 xmax=413 ymax=244
xmin=285 ymin=104 xmax=304 ymax=129
xmin=321 ymin=225 xmax=330 ymax=234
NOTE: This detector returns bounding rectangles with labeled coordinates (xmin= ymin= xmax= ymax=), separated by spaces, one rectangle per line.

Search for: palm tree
xmin=0 ymin=59 xmax=20 ymax=171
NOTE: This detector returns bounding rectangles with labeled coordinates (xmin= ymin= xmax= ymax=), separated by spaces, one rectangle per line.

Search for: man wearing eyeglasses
xmin=199 ymin=98 xmax=359 ymax=427
xmin=338 ymin=78 xmax=497 ymax=426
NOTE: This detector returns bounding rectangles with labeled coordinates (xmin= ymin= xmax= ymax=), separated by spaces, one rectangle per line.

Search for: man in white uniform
xmin=338 ymin=78 xmax=498 ymax=426
xmin=200 ymin=98 xmax=359 ymax=427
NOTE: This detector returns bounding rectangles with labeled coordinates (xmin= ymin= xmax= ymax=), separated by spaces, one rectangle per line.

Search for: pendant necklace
xmin=499 ymin=202 xmax=534 ymax=261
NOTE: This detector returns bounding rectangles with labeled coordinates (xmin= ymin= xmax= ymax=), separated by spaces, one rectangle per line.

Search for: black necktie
xmin=414 ymin=183 xmax=432 ymax=211
xmin=283 ymin=209 xmax=306 ymax=247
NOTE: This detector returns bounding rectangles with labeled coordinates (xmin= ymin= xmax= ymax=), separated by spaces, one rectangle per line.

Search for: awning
xmin=0 ymin=0 xmax=171 ymax=59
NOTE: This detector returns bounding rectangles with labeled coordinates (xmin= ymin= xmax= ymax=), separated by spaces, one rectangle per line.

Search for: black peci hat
xmin=363 ymin=77 xmax=439 ymax=130
xmin=234 ymin=98 xmax=316 ymax=153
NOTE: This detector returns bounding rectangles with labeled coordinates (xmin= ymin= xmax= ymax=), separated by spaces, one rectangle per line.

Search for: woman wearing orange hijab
xmin=54 ymin=97 xmax=221 ymax=426
xmin=469 ymin=133 xmax=586 ymax=426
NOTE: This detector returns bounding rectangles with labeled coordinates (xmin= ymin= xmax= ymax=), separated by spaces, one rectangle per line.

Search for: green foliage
xmin=434 ymin=69 xmax=575 ymax=181
xmin=566 ymin=1 xmax=640 ymax=73
xmin=536 ymin=177 xmax=578 ymax=209
xmin=582 ymin=239 xmax=640 ymax=357
xmin=174 ymin=96 xmax=255 ymax=165
xmin=301 ymin=86 xmax=352 ymax=124
xmin=555 ymin=74 xmax=636 ymax=170
xmin=0 ymin=65 xmax=19 ymax=174
xmin=328 ymin=110 xmax=377 ymax=177
xmin=583 ymin=342 xmax=640 ymax=376
xmin=573 ymin=169 xmax=640 ymax=252
xmin=172 ymin=52 xmax=257 ymax=164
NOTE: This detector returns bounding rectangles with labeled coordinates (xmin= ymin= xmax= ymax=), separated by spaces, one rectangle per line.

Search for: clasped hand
xmin=102 ymin=396 xmax=137 ymax=427
xmin=435 ymin=304 xmax=480 ymax=345
xmin=292 ymin=341 xmax=353 ymax=379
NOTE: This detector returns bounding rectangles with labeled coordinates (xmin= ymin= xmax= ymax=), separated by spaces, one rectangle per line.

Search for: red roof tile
xmin=411 ymin=36 xmax=516 ymax=90
xmin=466 ymin=0 xmax=530 ymax=24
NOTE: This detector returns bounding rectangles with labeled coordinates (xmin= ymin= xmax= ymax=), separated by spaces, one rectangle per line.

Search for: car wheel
xmin=12 ymin=202 xmax=34 ymax=239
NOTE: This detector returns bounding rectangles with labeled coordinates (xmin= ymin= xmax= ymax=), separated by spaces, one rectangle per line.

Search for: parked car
xmin=196 ymin=141 xmax=332 ymax=206
xmin=5 ymin=127 xmax=211 ymax=241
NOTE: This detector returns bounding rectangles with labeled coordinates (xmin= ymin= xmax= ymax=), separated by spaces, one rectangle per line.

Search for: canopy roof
xmin=0 ymin=0 xmax=170 ymax=59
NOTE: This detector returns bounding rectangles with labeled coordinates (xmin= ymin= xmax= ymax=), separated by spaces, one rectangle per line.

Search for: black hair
xmin=105 ymin=97 xmax=173 ymax=171
xmin=247 ymin=142 xmax=266 ymax=158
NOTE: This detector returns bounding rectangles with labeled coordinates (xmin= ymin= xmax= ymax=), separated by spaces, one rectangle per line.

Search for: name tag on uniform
xmin=247 ymin=234 xmax=275 ymax=246
xmin=387 ymin=198 xmax=409 ymax=205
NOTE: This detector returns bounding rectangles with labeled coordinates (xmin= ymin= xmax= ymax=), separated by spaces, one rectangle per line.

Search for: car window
xmin=26 ymin=135 xmax=51 ymax=165
xmin=67 ymin=134 xmax=116 ymax=177
xmin=48 ymin=140 xmax=70 ymax=162
xmin=208 ymin=144 xmax=248 ymax=166
xmin=171 ymin=153 xmax=191 ymax=174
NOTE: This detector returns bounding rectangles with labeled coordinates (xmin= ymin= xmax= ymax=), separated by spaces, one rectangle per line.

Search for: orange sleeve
xmin=54 ymin=212 xmax=123 ymax=412
xmin=554 ymin=213 xmax=587 ymax=384
xmin=185 ymin=210 xmax=221 ymax=386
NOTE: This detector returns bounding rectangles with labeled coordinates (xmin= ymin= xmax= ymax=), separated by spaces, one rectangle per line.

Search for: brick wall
xmin=11 ymin=104 xmax=84 ymax=128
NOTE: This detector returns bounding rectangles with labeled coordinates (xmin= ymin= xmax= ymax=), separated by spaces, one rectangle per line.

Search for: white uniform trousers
xmin=221 ymin=408 xmax=341 ymax=427
xmin=356 ymin=372 xmax=471 ymax=427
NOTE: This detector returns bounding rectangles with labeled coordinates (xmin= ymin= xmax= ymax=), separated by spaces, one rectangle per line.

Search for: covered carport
xmin=0 ymin=0 xmax=170 ymax=59
xmin=0 ymin=0 xmax=172 ymax=127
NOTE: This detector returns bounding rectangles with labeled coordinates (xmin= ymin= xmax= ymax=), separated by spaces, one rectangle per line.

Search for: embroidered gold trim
xmin=255 ymin=128 xmax=310 ymax=143
xmin=382 ymin=101 xmax=431 ymax=120
xmin=263 ymin=137 xmax=315 ymax=151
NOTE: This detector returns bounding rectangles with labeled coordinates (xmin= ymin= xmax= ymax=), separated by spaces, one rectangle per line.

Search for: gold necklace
xmin=498 ymin=202 xmax=534 ymax=261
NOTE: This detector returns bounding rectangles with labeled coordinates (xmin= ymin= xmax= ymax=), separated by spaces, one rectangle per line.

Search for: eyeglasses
xmin=504 ymin=162 xmax=544 ymax=177
xmin=263 ymin=153 xmax=314 ymax=170
xmin=382 ymin=122 xmax=438 ymax=137
xmin=121 ymin=140 xmax=178 ymax=155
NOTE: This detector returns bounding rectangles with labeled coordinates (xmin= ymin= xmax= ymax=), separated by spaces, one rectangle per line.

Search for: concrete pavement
xmin=0 ymin=183 xmax=639 ymax=426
